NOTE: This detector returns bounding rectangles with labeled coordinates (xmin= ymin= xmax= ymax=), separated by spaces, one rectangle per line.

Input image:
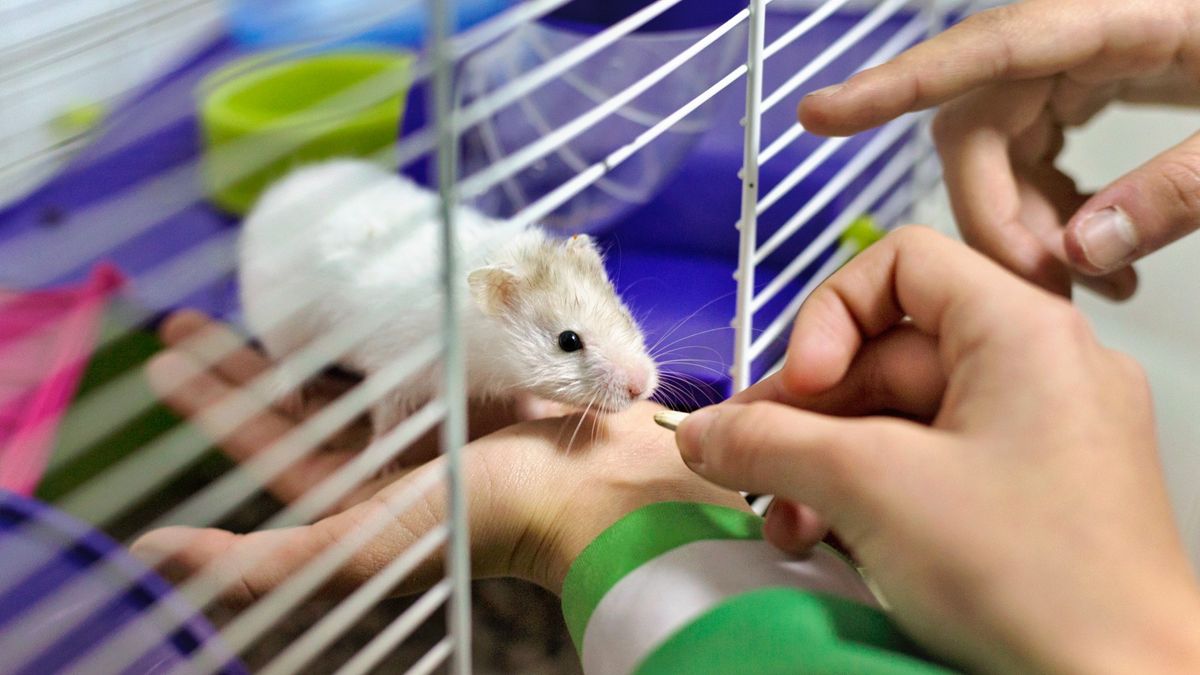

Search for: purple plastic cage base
xmin=0 ymin=489 xmax=246 ymax=675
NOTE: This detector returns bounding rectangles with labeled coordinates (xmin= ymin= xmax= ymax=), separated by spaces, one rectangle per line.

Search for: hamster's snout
xmin=623 ymin=362 xmax=657 ymax=401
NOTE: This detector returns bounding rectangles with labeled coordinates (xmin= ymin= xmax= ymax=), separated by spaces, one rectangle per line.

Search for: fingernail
xmin=1075 ymin=207 xmax=1139 ymax=271
xmin=807 ymin=83 xmax=845 ymax=99
xmin=764 ymin=500 xmax=797 ymax=538
xmin=653 ymin=410 xmax=688 ymax=431
xmin=677 ymin=407 xmax=719 ymax=467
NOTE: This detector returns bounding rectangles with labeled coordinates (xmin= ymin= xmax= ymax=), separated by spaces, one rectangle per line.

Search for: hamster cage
xmin=0 ymin=0 xmax=982 ymax=672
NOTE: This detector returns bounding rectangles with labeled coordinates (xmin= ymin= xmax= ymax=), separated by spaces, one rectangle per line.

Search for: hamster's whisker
xmin=651 ymin=325 xmax=735 ymax=351
xmin=589 ymin=403 xmax=603 ymax=448
xmin=606 ymin=237 xmax=623 ymax=285
xmin=615 ymin=276 xmax=660 ymax=299
xmin=564 ymin=393 xmax=598 ymax=453
xmin=647 ymin=307 xmax=712 ymax=355
xmin=651 ymin=349 xmax=727 ymax=367
xmin=629 ymin=304 xmax=652 ymax=329
xmin=656 ymin=362 xmax=727 ymax=375
xmin=658 ymin=358 xmax=729 ymax=374
xmin=660 ymin=368 xmax=724 ymax=393
xmin=649 ymin=326 xmax=736 ymax=359
xmin=654 ymin=378 xmax=697 ymax=410
xmin=653 ymin=355 xmax=720 ymax=371
xmin=658 ymin=361 xmax=729 ymax=379
xmin=655 ymin=372 xmax=721 ymax=409
xmin=670 ymin=380 xmax=708 ymax=411
xmin=653 ymin=379 xmax=681 ymax=401
xmin=656 ymin=356 xmax=728 ymax=367
xmin=651 ymin=340 xmax=729 ymax=362
xmin=646 ymin=292 xmax=736 ymax=355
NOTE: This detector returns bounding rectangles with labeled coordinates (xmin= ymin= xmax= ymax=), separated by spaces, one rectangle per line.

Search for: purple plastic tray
xmin=0 ymin=490 xmax=245 ymax=674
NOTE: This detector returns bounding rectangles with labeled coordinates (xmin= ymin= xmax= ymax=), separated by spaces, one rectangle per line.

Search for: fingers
xmin=1065 ymin=130 xmax=1200 ymax=275
xmin=158 ymin=310 xmax=269 ymax=385
xmin=778 ymin=227 xmax=1040 ymax=385
xmin=146 ymin=351 xmax=296 ymax=456
xmin=931 ymin=80 xmax=1139 ymax=300
xmin=763 ymin=498 xmax=829 ymax=555
xmin=798 ymin=0 xmax=1176 ymax=135
xmin=933 ymin=80 xmax=1075 ymax=296
xmin=675 ymin=401 xmax=929 ymax=520
xmin=145 ymin=346 xmax=352 ymax=503
xmin=131 ymin=469 xmax=449 ymax=608
xmin=1115 ymin=67 xmax=1200 ymax=107
xmin=132 ymin=454 xmax=515 ymax=609
xmin=679 ymin=230 xmax=1058 ymax=526
xmin=733 ymin=325 xmax=944 ymax=420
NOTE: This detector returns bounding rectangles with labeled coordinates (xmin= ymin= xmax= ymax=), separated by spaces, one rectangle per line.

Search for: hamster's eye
xmin=557 ymin=330 xmax=584 ymax=353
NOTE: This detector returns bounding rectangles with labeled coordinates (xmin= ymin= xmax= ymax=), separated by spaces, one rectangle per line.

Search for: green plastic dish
xmin=199 ymin=51 xmax=413 ymax=215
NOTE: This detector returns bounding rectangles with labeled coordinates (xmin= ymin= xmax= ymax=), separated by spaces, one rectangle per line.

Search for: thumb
xmin=675 ymin=402 xmax=925 ymax=521
xmin=1065 ymin=131 xmax=1200 ymax=274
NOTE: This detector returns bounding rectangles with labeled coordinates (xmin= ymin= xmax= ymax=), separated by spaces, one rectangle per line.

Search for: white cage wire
xmin=0 ymin=0 xmax=985 ymax=672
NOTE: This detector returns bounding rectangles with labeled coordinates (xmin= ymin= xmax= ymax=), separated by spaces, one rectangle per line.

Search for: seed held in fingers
xmin=654 ymin=410 xmax=689 ymax=431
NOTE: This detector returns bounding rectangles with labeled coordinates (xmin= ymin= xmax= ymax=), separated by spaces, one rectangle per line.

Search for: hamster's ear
xmin=468 ymin=265 xmax=520 ymax=316
xmin=566 ymin=234 xmax=603 ymax=266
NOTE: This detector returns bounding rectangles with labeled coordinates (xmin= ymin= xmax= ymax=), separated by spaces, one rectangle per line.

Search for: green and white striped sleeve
xmin=561 ymin=502 xmax=954 ymax=675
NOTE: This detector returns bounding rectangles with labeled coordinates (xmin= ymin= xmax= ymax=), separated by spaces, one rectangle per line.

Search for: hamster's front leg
xmin=369 ymin=388 xmax=414 ymax=440
xmin=513 ymin=393 xmax=574 ymax=421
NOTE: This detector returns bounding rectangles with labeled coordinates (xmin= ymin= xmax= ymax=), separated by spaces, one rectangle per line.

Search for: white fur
xmin=239 ymin=159 xmax=658 ymax=435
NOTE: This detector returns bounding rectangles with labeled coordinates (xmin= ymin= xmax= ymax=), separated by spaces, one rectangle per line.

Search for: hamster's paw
xmin=259 ymin=364 xmax=313 ymax=417
xmin=514 ymin=393 xmax=576 ymax=421
xmin=368 ymin=389 xmax=428 ymax=438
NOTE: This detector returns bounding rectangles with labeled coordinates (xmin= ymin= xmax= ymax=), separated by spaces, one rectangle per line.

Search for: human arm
xmin=131 ymin=312 xmax=748 ymax=601
xmin=673 ymin=227 xmax=1200 ymax=674
xmin=133 ymin=311 xmax=951 ymax=674
xmin=561 ymin=501 xmax=947 ymax=675
xmin=799 ymin=0 xmax=1200 ymax=298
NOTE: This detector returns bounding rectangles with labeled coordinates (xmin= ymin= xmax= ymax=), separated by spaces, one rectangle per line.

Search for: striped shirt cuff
xmin=561 ymin=501 xmax=950 ymax=675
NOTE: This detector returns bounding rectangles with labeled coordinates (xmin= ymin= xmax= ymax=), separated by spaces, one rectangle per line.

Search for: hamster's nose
xmin=625 ymin=362 xmax=657 ymax=400
xmin=624 ymin=361 xmax=656 ymax=400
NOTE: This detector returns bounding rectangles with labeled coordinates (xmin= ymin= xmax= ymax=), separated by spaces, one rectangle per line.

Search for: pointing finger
xmin=798 ymin=1 xmax=1183 ymax=136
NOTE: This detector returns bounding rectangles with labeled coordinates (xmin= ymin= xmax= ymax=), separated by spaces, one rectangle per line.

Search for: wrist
xmin=505 ymin=414 xmax=751 ymax=593
xmin=557 ymin=502 xmax=767 ymax=644
xmin=533 ymin=490 xmax=752 ymax=595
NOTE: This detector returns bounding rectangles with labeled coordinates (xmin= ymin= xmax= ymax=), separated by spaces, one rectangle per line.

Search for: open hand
xmin=801 ymin=0 xmax=1200 ymax=299
xmin=132 ymin=312 xmax=746 ymax=605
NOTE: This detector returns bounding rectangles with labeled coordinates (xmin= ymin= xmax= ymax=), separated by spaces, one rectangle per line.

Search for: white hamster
xmin=238 ymin=159 xmax=659 ymax=435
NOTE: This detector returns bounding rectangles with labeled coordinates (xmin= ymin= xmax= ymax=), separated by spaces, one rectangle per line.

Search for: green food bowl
xmin=199 ymin=51 xmax=413 ymax=215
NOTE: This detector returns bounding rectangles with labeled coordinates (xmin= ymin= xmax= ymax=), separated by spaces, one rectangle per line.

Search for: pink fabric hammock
xmin=0 ymin=265 xmax=124 ymax=495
